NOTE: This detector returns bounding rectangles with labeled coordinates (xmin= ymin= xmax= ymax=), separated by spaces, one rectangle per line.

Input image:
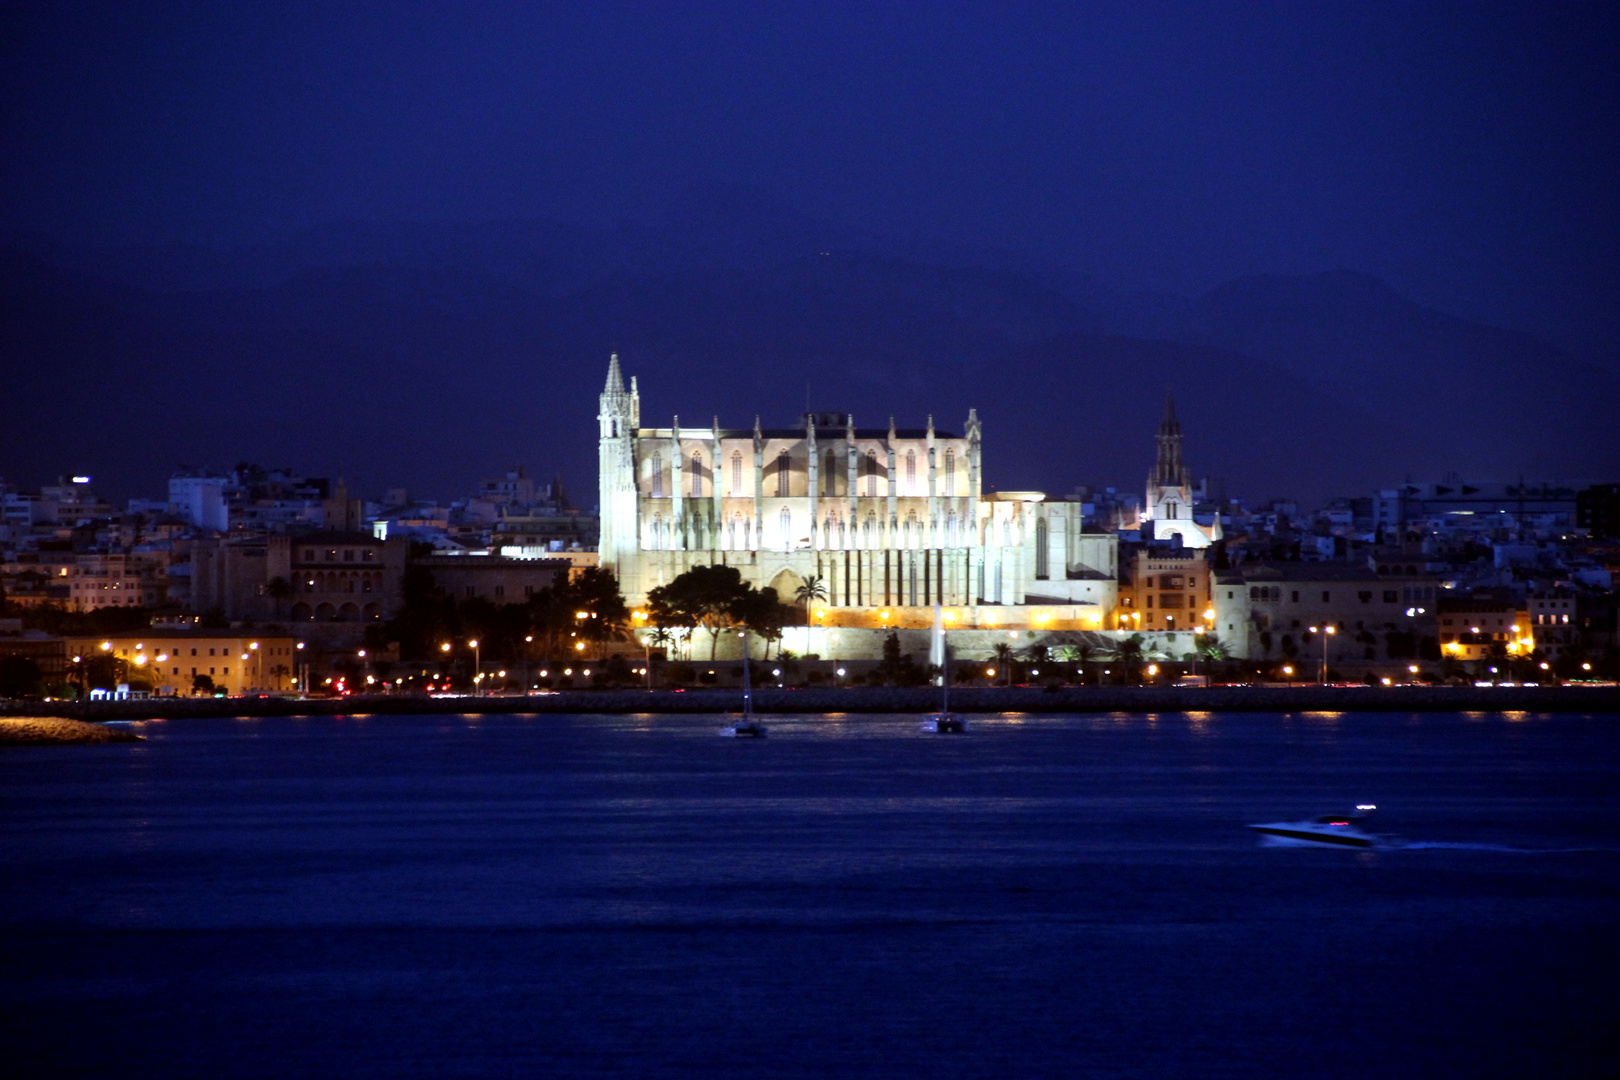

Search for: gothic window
xmin=864 ymin=512 xmax=876 ymax=547
xmin=824 ymin=449 xmax=837 ymax=496
xmin=865 ymin=451 xmax=878 ymax=496
xmin=779 ymin=507 xmax=792 ymax=551
xmin=947 ymin=510 xmax=958 ymax=547
xmin=1035 ymin=518 xmax=1049 ymax=580
xmin=906 ymin=509 xmax=919 ymax=548
xmin=906 ymin=450 xmax=916 ymax=493
xmin=944 ymin=448 xmax=955 ymax=495
xmin=651 ymin=453 xmax=663 ymax=498
xmin=776 ymin=451 xmax=790 ymax=496
xmin=691 ymin=453 xmax=702 ymax=497
xmin=732 ymin=451 xmax=743 ymax=495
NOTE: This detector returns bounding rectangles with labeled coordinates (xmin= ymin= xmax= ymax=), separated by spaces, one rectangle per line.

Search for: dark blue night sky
xmin=3 ymin=2 xmax=1616 ymax=503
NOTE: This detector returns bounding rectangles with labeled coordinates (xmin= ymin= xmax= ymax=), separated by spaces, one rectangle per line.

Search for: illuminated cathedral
xmin=594 ymin=355 xmax=1116 ymax=632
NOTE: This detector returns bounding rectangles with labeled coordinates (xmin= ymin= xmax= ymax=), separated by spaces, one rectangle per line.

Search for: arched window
xmin=865 ymin=451 xmax=878 ymax=496
xmin=947 ymin=510 xmax=958 ymax=547
xmin=864 ymin=512 xmax=876 ymax=547
xmin=825 ymin=450 xmax=837 ymax=496
xmin=651 ymin=453 xmax=663 ymax=498
xmin=906 ymin=450 xmax=916 ymax=493
xmin=732 ymin=451 xmax=743 ymax=495
xmin=650 ymin=514 xmax=661 ymax=549
xmin=776 ymin=451 xmax=790 ymax=496
xmin=729 ymin=514 xmax=740 ymax=549
xmin=779 ymin=507 xmax=792 ymax=550
xmin=691 ymin=452 xmax=702 ymax=497
xmin=944 ymin=448 xmax=955 ymax=496
xmin=1035 ymin=518 xmax=1049 ymax=579
xmin=906 ymin=509 xmax=919 ymax=548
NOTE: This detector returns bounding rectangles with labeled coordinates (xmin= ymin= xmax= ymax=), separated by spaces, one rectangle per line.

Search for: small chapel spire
xmin=604 ymin=353 xmax=625 ymax=395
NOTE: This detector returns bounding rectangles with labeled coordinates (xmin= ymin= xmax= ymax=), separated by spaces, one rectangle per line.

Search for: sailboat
xmin=720 ymin=627 xmax=767 ymax=737
xmin=920 ymin=603 xmax=966 ymax=733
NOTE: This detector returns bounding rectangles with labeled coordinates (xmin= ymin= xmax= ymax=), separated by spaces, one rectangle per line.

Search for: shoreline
xmin=0 ymin=716 xmax=145 ymax=745
xmin=4 ymin=683 xmax=1618 ymax=721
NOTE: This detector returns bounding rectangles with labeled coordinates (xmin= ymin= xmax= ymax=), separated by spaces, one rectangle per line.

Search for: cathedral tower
xmin=598 ymin=354 xmax=641 ymax=582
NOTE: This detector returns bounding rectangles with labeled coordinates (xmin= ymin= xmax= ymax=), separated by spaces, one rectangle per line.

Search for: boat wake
xmin=1392 ymin=841 xmax=1620 ymax=854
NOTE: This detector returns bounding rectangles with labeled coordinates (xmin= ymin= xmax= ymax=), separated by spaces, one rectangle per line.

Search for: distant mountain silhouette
xmin=3 ymin=199 xmax=1613 ymax=506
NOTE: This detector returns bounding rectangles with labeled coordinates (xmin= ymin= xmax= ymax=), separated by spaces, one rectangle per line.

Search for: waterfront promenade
xmin=6 ymin=683 xmax=1618 ymax=722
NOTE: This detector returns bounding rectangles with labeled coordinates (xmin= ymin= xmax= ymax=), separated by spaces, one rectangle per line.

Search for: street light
xmin=296 ymin=642 xmax=306 ymax=694
xmin=468 ymin=639 xmax=480 ymax=694
xmin=1308 ymin=625 xmax=1336 ymax=684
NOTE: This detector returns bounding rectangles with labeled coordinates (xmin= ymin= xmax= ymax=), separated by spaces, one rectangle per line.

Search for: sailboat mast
xmin=741 ymin=627 xmax=753 ymax=719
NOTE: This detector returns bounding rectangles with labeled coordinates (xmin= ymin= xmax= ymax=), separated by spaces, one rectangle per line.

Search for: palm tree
xmin=1116 ymin=634 xmax=1146 ymax=683
xmin=266 ymin=576 xmax=293 ymax=620
xmin=270 ymin=663 xmax=291 ymax=691
xmin=794 ymin=575 xmax=828 ymax=625
xmin=992 ymin=642 xmax=1016 ymax=686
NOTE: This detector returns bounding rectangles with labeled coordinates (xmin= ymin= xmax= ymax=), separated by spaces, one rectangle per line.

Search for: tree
xmin=875 ymin=629 xmax=923 ymax=685
xmin=382 ymin=566 xmax=459 ymax=660
xmin=569 ymin=566 xmax=630 ymax=657
xmin=647 ymin=564 xmax=759 ymax=660
xmin=192 ymin=673 xmax=216 ymax=695
xmin=1116 ymin=634 xmax=1146 ymax=683
xmin=992 ymin=642 xmax=1016 ymax=685
xmin=0 ymin=656 xmax=43 ymax=698
xmin=794 ymin=574 xmax=828 ymax=625
xmin=737 ymin=586 xmax=786 ymax=659
xmin=646 ymin=624 xmax=674 ymax=655
xmin=266 ymin=576 xmax=293 ymax=620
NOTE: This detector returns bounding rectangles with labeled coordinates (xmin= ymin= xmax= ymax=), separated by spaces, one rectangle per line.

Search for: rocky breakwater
xmin=0 ymin=716 xmax=144 ymax=746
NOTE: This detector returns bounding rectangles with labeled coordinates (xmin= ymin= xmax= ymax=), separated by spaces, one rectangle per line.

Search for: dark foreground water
xmin=2 ymin=711 xmax=1618 ymax=1079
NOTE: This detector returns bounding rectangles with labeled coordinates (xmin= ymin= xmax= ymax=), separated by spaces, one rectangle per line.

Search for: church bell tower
xmin=598 ymin=354 xmax=640 ymax=582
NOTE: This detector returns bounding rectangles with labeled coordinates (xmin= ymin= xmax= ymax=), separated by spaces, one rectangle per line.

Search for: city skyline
xmin=4 ymin=4 xmax=1618 ymax=504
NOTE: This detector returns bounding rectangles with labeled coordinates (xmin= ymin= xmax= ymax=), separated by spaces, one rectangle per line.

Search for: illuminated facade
xmin=1142 ymin=391 xmax=1220 ymax=549
xmin=595 ymin=355 xmax=1116 ymax=629
xmin=64 ymin=632 xmax=299 ymax=696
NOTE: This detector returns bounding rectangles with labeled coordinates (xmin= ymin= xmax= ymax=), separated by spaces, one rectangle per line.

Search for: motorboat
xmin=720 ymin=631 xmax=766 ymax=738
xmin=919 ymin=615 xmax=966 ymax=734
xmin=1249 ymin=805 xmax=1379 ymax=848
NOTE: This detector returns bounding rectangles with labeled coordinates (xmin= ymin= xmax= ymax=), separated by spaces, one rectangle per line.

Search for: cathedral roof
xmin=637 ymin=426 xmax=958 ymax=440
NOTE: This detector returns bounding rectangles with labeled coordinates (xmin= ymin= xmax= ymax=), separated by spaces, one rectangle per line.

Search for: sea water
xmin=2 ymin=711 xmax=1617 ymax=1078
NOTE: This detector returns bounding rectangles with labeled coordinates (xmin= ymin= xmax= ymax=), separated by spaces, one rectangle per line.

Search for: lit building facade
xmin=1142 ymin=392 xmax=1220 ymax=548
xmin=596 ymin=355 xmax=1116 ymax=631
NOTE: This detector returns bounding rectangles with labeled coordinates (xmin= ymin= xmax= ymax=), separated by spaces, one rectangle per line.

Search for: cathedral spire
xmin=604 ymin=353 xmax=625 ymax=395
xmin=1154 ymin=388 xmax=1188 ymax=487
